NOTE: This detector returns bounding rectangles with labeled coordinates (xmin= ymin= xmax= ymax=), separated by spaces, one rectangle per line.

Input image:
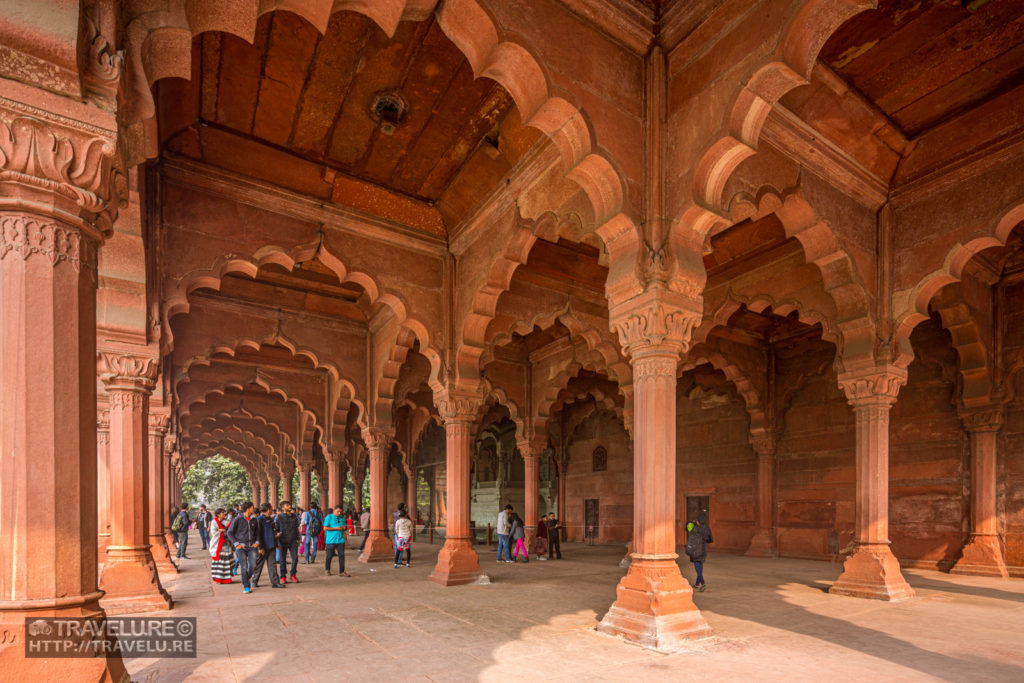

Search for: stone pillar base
xmin=597 ymin=559 xmax=711 ymax=651
xmin=428 ymin=539 xmax=482 ymax=586
xmin=150 ymin=534 xmax=179 ymax=574
xmin=950 ymin=535 xmax=1009 ymax=578
xmin=98 ymin=547 xmax=173 ymax=615
xmin=98 ymin=533 xmax=111 ymax=563
xmin=358 ymin=532 xmax=394 ymax=563
xmin=0 ymin=594 xmax=128 ymax=682
xmin=745 ymin=529 xmax=778 ymax=558
xmin=829 ymin=544 xmax=915 ymax=601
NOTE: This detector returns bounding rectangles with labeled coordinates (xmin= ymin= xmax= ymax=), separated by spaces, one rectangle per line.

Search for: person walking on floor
xmin=496 ymin=505 xmax=513 ymax=563
xmin=196 ymin=504 xmax=212 ymax=550
xmin=209 ymin=508 xmax=233 ymax=585
xmin=510 ymin=512 xmax=528 ymax=563
xmin=393 ymin=509 xmax=413 ymax=568
xmin=301 ymin=504 xmax=323 ymax=564
xmin=546 ymin=513 xmax=562 ymax=559
xmin=685 ymin=512 xmax=713 ymax=591
xmin=226 ymin=501 xmax=260 ymax=594
xmin=359 ymin=507 xmax=371 ymax=552
xmin=535 ymin=514 xmax=549 ymax=560
xmin=276 ymin=500 xmax=301 ymax=583
xmin=251 ymin=503 xmax=286 ymax=589
xmin=323 ymin=505 xmax=350 ymax=577
xmin=173 ymin=503 xmax=191 ymax=559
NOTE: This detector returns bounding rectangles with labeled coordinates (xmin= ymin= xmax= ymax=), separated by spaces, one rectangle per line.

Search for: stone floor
xmin=124 ymin=531 xmax=1024 ymax=682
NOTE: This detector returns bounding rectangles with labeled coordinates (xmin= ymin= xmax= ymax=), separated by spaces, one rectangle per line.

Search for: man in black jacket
xmin=251 ymin=503 xmax=286 ymax=589
xmin=196 ymin=505 xmax=212 ymax=550
xmin=174 ymin=503 xmax=191 ymax=559
xmin=225 ymin=501 xmax=260 ymax=593
xmin=276 ymin=500 xmax=301 ymax=583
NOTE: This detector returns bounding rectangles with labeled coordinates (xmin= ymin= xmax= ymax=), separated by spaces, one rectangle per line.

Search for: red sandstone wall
xmin=1000 ymin=279 xmax=1024 ymax=576
xmin=676 ymin=370 xmax=756 ymax=554
xmin=889 ymin=317 xmax=966 ymax=570
xmin=563 ymin=410 xmax=632 ymax=543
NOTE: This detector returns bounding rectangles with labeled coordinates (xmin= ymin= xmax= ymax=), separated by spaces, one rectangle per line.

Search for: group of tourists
xmin=494 ymin=505 xmax=562 ymax=563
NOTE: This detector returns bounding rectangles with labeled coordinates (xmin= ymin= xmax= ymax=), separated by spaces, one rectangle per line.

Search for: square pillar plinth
xmin=829 ymin=545 xmax=915 ymax=602
xmin=428 ymin=539 xmax=483 ymax=586
xmin=358 ymin=531 xmax=394 ymax=563
xmin=99 ymin=546 xmax=172 ymax=615
xmin=950 ymin=535 xmax=1009 ymax=578
xmin=597 ymin=559 xmax=711 ymax=650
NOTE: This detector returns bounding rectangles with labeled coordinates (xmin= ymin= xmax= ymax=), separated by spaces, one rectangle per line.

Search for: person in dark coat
xmin=251 ymin=503 xmax=286 ymax=589
xmin=225 ymin=501 xmax=260 ymax=593
xmin=275 ymin=500 xmax=301 ymax=583
xmin=688 ymin=512 xmax=713 ymax=591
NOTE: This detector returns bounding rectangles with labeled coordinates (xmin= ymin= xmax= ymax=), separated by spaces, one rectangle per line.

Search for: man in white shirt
xmin=496 ymin=505 xmax=513 ymax=563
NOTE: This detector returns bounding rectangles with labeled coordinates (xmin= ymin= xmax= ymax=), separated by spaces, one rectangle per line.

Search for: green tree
xmin=181 ymin=455 xmax=251 ymax=509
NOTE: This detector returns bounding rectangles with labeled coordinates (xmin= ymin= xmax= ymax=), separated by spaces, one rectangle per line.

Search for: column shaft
xmin=952 ymin=410 xmax=1008 ymax=577
xmin=270 ymin=477 xmax=280 ymax=508
xmin=327 ymin=458 xmax=343 ymax=510
xmin=745 ymin=434 xmax=777 ymax=557
xmin=360 ymin=433 xmax=395 ymax=562
xmin=97 ymin=415 xmax=111 ymax=560
xmin=298 ymin=466 xmax=311 ymax=510
xmin=147 ymin=419 xmax=177 ymax=573
xmin=282 ymin=471 xmax=294 ymax=504
xmin=521 ymin=444 xmax=540 ymax=549
xmin=430 ymin=415 xmax=483 ymax=585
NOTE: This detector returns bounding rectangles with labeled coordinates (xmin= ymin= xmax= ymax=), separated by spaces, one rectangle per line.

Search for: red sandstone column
xmin=281 ymin=465 xmax=294 ymax=504
xmin=163 ymin=451 xmax=177 ymax=550
xmin=298 ymin=464 xmax=312 ymax=510
xmin=430 ymin=392 xmax=483 ymax=585
xmin=406 ymin=465 xmax=417 ymax=539
xmin=353 ymin=455 xmax=366 ymax=512
xmin=326 ymin=454 xmax=343 ymax=510
xmin=148 ymin=415 xmax=177 ymax=573
xmin=598 ymin=293 xmax=711 ymax=648
xmin=270 ymin=475 xmax=280 ymax=508
xmin=829 ymin=366 xmax=915 ymax=601
xmin=518 ymin=438 xmax=542 ymax=550
xmin=361 ymin=430 xmax=396 ymax=562
xmin=745 ymin=431 xmax=778 ymax=557
xmin=98 ymin=352 xmax=172 ymax=613
xmin=0 ymin=91 xmax=128 ymax=679
xmin=97 ymin=411 xmax=112 ymax=560
xmin=951 ymin=408 xmax=1008 ymax=577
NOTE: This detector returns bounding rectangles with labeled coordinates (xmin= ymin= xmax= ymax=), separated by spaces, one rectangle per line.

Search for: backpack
xmin=684 ymin=527 xmax=705 ymax=559
xmin=307 ymin=511 xmax=322 ymax=537
xmin=171 ymin=513 xmax=183 ymax=532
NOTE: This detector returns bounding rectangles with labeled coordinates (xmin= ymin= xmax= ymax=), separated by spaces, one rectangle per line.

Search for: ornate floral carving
xmin=632 ymin=355 xmax=678 ymax=380
xmin=837 ymin=366 xmax=907 ymax=407
xmin=435 ymin=389 xmax=481 ymax=423
xmin=362 ymin=428 xmax=394 ymax=453
xmin=148 ymin=412 xmax=170 ymax=434
xmin=0 ymin=214 xmax=97 ymax=272
xmin=0 ymin=114 xmax=120 ymax=220
xmin=108 ymin=390 xmax=147 ymax=409
xmin=81 ymin=12 xmax=124 ymax=104
xmin=610 ymin=290 xmax=702 ymax=360
xmin=961 ymin=408 xmax=1003 ymax=433
xmin=99 ymin=351 xmax=159 ymax=394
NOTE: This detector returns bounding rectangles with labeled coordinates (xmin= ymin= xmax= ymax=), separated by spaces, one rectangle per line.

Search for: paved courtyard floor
xmin=125 ymin=532 xmax=1024 ymax=682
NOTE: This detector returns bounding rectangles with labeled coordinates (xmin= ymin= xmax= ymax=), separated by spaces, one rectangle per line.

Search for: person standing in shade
xmin=173 ymin=503 xmax=191 ymax=559
xmin=196 ymin=505 xmax=212 ymax=550
xmin=209 ymin=508 xmax=233 ymax=585
xmin=251 ymin=503 xmax=286 ymax=589
xmin=535 ymin=514 xmax=549 ymax=560
xmin=276 ymin=500 xmax=301 ymax=583
xmin=324 ymin=505 xmax=350 ymax=577
xmin=226 ymin=501 xmax=260 ymax=594
xmin=359 ymin=507 xmax=371 ymax=552
xmin=301 ymin=504 xmax=323 ymax=564
xmin=685 ymin=511 xmax=713 ymax=592
xmin=546 ymin=512 xmax=562 ymax=559
xmin=496 ymin=505 xmax=513 ymax=563
xmin=393 ymin=508 xmax=413 ymax=568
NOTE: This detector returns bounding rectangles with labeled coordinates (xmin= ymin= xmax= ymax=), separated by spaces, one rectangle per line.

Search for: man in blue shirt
xmin=323 ymin=505 xmax=349 ymax=577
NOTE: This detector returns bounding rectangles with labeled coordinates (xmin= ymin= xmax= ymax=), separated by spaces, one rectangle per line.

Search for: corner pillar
xmin=429 ymin=392 xmax=484 ymax=585
xmin=829 ymin=366 xmax=915 ymax=601
xmin=951 ymin=408 xmax=1008 ymax=577
xmin=597 ymin=291 xmax=711 ymax=649
xmin=745 ymin=431 xmax=778 ymax=557
xmin=360 ymin=430 xmax=396 ymax=562
xmin=147 ymin=415 xmax=177 ymax=573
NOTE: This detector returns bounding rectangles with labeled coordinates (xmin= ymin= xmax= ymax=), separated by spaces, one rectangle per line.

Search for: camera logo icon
xmin=28 ymin=620 xmax=53 ymax=636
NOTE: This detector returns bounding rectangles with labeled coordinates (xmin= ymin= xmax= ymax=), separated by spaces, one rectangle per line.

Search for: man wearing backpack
xmin=685 ymin=512 xmax=713 ymax=592
xmin=302 ymin=504 xmax=323 ymax=564
xmin=173 ymin=503 xmax=191 ymax=559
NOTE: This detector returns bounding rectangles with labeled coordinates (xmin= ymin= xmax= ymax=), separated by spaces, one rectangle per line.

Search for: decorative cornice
xmin=837 ymin=365 xmax=907 ymax=407
xmin=0 ymin=214 xmax=98 ymax=274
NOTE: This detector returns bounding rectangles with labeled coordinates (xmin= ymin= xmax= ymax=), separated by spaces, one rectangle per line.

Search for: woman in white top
xmin=393 ymin=509 xmax=413 ymax=568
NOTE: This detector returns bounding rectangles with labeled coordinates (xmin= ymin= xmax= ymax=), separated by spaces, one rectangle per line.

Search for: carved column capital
xmin=749 ymin=430 xmax=777 ymax=457
xmin=0 ymin=98 xmax=124 ymax=231
xmin=99 ymin=351 xmax=159 ymax=394
xmin=362 ymin=427 xmax=394 ymax=454
xmin=609 ymin=288 xmax=701 ymax=361
xmin=435 ymin=388 xmax=482 ymax=425
xmin=960 ymin=407 xmax=1003 ymax=434
xmin=837 ymin=365 xmax=907 ymax=408
xmin=148 ymin=412 xmax=169 ymax=435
